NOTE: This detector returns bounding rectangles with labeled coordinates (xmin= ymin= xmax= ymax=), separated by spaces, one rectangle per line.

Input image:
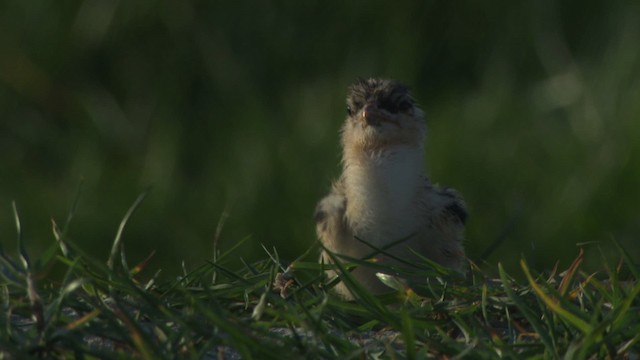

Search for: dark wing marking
xmin=445 ymin=201 xmax=467 ymax=224
xmin=423 ymin=178 xmax=468 ymax=225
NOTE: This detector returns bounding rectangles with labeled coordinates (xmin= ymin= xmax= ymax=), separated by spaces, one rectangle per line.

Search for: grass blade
xmin=558 ymin=248 xmax=583 ymax=297
xmin=611 ymin=238 xmax=639 ymax=280
xmin=12 ymin=202 xmax=29 ymax=270
xmin=498 ymin=263 xmax=557 ymax=356
xmin=521 ymin=259 xmax=593 ymax=335
xmin=108 ymin=191 xmax=148 ymax=270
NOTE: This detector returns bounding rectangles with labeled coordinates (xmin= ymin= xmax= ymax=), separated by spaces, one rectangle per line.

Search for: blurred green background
xmin=1 ymin=1 xmax=639 ymax=276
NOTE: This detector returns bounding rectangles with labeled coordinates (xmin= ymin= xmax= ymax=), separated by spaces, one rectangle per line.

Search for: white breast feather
xmin=344 ymin=145 xmax=424 ymax=246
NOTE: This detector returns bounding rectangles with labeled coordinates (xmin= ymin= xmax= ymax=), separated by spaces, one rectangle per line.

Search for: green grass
xmin=1 ymin=197 xmax=639 ymax=359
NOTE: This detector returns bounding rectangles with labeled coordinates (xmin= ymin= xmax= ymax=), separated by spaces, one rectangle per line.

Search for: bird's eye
xmin=380 ymin=101 xmax=398 ymax=114
xmin=347 ymin=102 xmax=362 ymax=116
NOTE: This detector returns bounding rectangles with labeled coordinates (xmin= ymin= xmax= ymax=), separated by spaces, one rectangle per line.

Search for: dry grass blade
xmin=558 ymin=248 xmax=584 ymax=297
xmin=12 ymin=202 xmax=29 ymax=270
xmin=521 ymin=259 xmax=593 ymax=335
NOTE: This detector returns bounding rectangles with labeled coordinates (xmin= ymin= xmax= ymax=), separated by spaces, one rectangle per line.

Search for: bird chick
xmin=315 ymin=78 xmax=467 ymax=299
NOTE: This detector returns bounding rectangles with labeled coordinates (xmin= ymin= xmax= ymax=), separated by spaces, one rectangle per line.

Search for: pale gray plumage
xmin=315 ymin=78 xmax=467 ymax=299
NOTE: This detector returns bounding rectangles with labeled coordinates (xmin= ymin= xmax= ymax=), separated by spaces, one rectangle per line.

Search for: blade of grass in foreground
xmin=321 ymin=247 xmax=397 ymax=326
xmin=612 ymin=237 xmax=639 ymax=280
xmin=521 ymin=259 xmax=593 ymax=335
xmin=400 ymin=306 xmax=416 ymax=360
xmin=557 ymin=248 xmax=584 ymax=297
xmin=498 ymin=263 xmax=557 ymax=356
xmin=108 ymin=191 xmax=148 ymax=271
xmin=52 ymin=178 xmax=84 ymax=259
xmin=13 ymin=202 xmax=45 ymax=336
xmin=13 ymin=202 xmax=29 ymax=270
xmin=571 ymin=280 xmax=640 ymax=359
